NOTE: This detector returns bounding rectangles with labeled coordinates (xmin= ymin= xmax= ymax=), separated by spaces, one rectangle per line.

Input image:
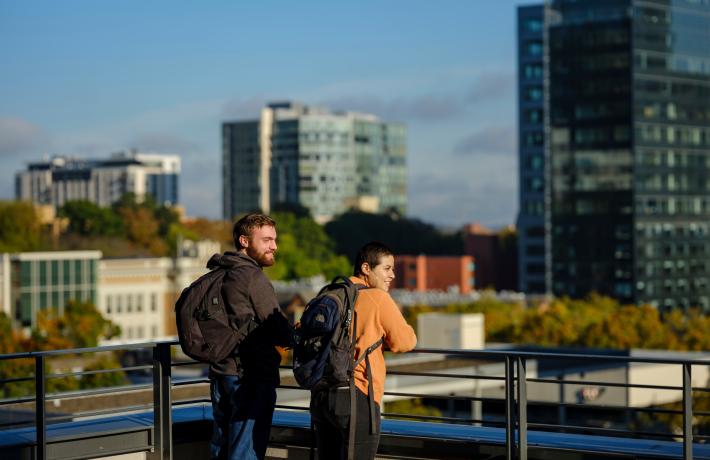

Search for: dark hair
xmin=353 ymin=241 xmax=394 ymax=276
xmin=233 ymin=213 xmax=276 ymax=249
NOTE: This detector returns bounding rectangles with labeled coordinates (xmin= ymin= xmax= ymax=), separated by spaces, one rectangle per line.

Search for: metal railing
xmin=1 ymin=342 xmax=709 ymax=460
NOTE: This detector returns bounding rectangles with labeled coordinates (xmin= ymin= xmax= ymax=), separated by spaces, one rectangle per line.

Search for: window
xmin=151 ymin=293 xmax=158 ymax=312
xmin=525 ymin=18 xmax=542 ymax=33
xmin=525 ymin=40 xmax=543 ymax=57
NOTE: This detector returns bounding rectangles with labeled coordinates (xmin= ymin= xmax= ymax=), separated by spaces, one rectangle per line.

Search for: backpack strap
xmin=347 ymin=311 xmax=358 ymax=460
xmin=355 ymin=337 xmax=384 ymax=435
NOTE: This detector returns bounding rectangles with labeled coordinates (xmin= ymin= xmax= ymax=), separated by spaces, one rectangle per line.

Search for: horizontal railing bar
xmin=47 ymin=365 xmax=152 ymax=380
xmin=0 ymin=375 xmax=35 ymax=385
xmin=528 ymin=422 xmax=677 ymax=439
xmin=411 ymin=347 xmax=710 ymax=366
xmin=48 ymin=403 xmax=154 ymax=422
xmin=387 ymin=370 xmax=505 ymax=381
xmin=695 ymin=434 xmax=710 ymax=441
xmin=274 ymin=404 xmax=309 ymax=411
xmin=692 ymin=386 xmax=710 ymax=392
xmin=0 ymin=342 xmax=161 ymax=360
xmin=173 ymin=399 xmax=212 ymax=406
xmin=0 ymin=396 xmax=35 ymax=406
xmin=527 ymin=377 xmax=682 ymax=391
xmin=382 ymin=412 xmax=505 ymax=426
xmin=43 ymin=383 xmax=154 ymax=401
xmin=384 ymin=391 xmax=504 ymax=404
xmin=278 ymin=385 xmax=307 ymax=391
xmin=172 ymin=379 xmax=209 ymax=387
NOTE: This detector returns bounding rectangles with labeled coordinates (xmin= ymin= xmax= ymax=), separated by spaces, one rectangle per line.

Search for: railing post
xmin=682 ymin=363 xmax=693 ymax=460
xmin=505 ymin=356 xmax=515 ymax=460
xmin=153 ymin=343 xmax=173 ymax=460
xmin=35 ymin=355 xmax=46 ymax=460
xmin=557 ymin=373 xmax=566 ymax=430
xmin=517 ymin=357 xmax=527 ymax=460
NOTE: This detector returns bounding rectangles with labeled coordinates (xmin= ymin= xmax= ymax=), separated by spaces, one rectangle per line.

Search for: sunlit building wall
xmin=222 ymin=101 xmax=407 ymax=223
xmin=0 ymin=251 xmax=101 ymax=328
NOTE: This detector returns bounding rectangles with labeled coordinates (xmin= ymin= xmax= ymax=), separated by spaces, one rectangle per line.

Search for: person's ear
xmin=361 ymin=262 xmax=371 ymax=276
xmin=239 ymin=234 xmax=250 ymax=249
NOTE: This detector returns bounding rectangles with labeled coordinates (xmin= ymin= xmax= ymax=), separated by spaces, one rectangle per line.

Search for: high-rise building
xmin=516 ymin=5 xmax=547 ymax=294
xmin=521 ymin=0 xmax=710 ymax=309
xmin=222 ymin=102 xmax=407 ymax=223
xmin=15 ymin=150 xmax=180 ymax=209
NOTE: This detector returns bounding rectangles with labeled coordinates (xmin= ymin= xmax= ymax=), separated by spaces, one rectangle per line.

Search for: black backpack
xmin=175 ymin=267 xmax=258 ymax=363
xmin=293 ymin=276 xmax=383 ymax=460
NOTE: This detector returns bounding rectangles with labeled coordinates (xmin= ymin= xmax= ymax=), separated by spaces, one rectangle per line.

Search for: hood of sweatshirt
xmin=206 ymin=251 xmax=260 ymax=270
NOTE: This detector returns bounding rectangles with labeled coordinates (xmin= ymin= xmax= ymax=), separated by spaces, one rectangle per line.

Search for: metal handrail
xmin=1 ymin=341 xmax=708 ymax=460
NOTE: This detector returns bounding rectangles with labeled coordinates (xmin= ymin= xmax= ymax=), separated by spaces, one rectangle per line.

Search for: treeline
xmin=324 ymin=210 xmax=463 ymax=257
xmin=0 ymin=199 xmax=467 ymax=281
xmin=405 ymin=293 xmax=710 ymax=351
xmin=0 ymin=301 xmax=126 ymax=397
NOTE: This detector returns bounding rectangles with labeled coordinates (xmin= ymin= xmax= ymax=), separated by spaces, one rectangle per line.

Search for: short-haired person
xmin=207 ymin=213 xmax=291 ymax=460
xmin=310 ymin=241 xmax=417 ymax=460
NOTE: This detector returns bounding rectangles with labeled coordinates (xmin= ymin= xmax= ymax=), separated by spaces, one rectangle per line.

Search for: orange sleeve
xmin=378 ymin=293 xmax=417 ymax=352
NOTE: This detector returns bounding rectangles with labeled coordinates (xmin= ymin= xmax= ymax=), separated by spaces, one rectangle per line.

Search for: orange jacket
xmin=350 ymin=276 xmax=417 ymax=404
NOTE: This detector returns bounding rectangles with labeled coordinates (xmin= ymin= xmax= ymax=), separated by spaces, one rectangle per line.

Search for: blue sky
xmin=0 ymin=0 xmax=534 ymax=228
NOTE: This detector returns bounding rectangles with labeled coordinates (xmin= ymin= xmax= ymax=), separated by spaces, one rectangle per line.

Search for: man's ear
xmin=360 ymin=262 xmax=371 ymax=276
xmin=239 ymin=234 xmax=250 ymax=249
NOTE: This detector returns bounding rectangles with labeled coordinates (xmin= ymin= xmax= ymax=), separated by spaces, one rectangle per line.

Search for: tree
xmin=59 ymin=200 xmax=124 ymax=237
xmin=264 ymin=212 xmax=351 ymax=281
xmin=325 ymin=210 xmax=463 ymax=259
xmin=29 ymin=300 xmax=120 ymax=350
xmin=0 ymin=200 xmax=41 ymax=251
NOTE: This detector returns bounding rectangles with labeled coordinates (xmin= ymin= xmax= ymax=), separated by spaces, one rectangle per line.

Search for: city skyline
xmin=0 ymin=0 xmax=532 ymax=228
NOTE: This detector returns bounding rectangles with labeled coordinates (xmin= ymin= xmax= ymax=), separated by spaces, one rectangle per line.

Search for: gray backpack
xmin=175 ymin=267 xmax=257 ymax=363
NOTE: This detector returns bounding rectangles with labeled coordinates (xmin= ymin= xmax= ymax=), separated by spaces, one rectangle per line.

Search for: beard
xmin=247 ymin=247 xmax=276 ymax=267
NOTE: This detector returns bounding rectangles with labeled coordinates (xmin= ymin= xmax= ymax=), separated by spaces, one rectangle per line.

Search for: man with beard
xmin=206 ymin=213 xmax=291 ymax=460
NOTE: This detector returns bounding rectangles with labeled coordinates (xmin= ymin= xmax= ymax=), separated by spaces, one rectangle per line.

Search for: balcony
xmin=1 ymin=342 xmax=709 ymax=459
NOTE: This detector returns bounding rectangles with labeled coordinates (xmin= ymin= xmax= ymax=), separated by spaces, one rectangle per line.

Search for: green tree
xmin=264 ymin=212 xmax=351 ymax=280
xmin=325 ymin=210 xmax=463 ymax=259
xmin=0 ymin=200 xmax=41 ymax=251
xmin=59 ymin=200 xmax=124 ymax=237
xmin=30 ymin=300 xmax=120 ymax=350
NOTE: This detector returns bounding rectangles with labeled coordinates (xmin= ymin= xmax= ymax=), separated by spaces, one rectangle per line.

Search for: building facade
xmin=393 ymin=255 xmax=475 ymax=294
xmin=542 ymin=0 xmax=710 ymax=310
xmin=464 ymin=224 xmax=518 ymax=291
xmin=516 ymin=5 xmax=547 ymax=294
xmin=222 ymin=101 xmax=407 ymax=223
xmin=0 ymin=251 xmax=101 ymax=328
xmin=15 ymin=150 xmax=180 ymax=209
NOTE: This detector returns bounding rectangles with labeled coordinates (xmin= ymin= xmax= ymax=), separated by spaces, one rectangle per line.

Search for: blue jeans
xmin=210 ymin=375 xmax=277 ymax=460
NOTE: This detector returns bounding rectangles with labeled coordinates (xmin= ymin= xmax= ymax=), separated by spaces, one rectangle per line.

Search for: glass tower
xmin=546 ymin=0 xmax=710 ymax=310
xmin=223 ymin=102 xmax=407 ymax=223
xmin=517 ymin=5 xmax=547 ymax=294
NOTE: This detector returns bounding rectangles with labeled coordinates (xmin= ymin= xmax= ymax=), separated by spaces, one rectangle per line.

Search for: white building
xmin=15 ymin=150 xmax=181 ymax=209
xmin=222 ymin=101 xmax=407 ymax=223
